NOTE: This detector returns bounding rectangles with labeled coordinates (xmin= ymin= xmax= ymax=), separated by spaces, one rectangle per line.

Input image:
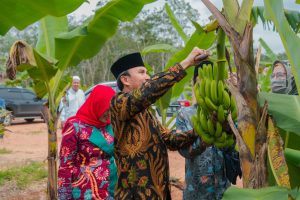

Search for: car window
xmin=7 ymin=90 xmax=22 ymax=99
xmin=22 ymin=92 xmax=36 ymax=100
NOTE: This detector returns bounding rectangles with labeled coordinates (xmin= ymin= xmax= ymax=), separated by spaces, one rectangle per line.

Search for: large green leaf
xmin=36 ymin=16 xmax=68 ymax=57
xmin=0 ymin=0 xmax=84 ymax=35
xmin=285 ymin=148 xmax=300 ymax=167
xmin=223 ymin=186 xmax=289 ymax=200
xmin=223 ymin=0 xmax=239 ymax=27
xmin=55 ymin=0 xmax=156 ymax=69
xmin=141 ymin=44 xmax=177 ymax=55
xmin=165 ymin=3 xmax=188 ymax=44
xmin=53 ymin=0 xmax=156 ymax=96
xmin=259 ymin=92 xmax=300 ymax=136
xmin=258 ymin=38 xmax=277 ymax=61
xmin=263 ymin=0 xmax=300 ymax=90
xmin=159 ymin=29 xmax=215 ymax=108
xmin=251 ymin=6 xmax=300 ymax=33
xmin=237 ymin=0 xmax=254 ymax=34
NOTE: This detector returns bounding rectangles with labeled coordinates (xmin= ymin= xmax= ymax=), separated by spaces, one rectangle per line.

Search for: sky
xmin=71 ymin=0 xmax=300 ymax=53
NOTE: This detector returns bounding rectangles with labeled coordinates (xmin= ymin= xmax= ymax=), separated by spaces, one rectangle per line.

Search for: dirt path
xmin=0 ymin=119 xmax=184 ymax=199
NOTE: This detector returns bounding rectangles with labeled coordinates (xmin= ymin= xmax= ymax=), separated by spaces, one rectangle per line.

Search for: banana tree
xmin=200 ymin=0 xmax=269 ymax=188
xmin=5 ymin=0 xmax=156 ymax=199
xmin=200 ymin=0 xmax=300 ymax=190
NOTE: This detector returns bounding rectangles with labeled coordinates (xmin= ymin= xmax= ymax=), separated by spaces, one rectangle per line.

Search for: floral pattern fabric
xmin=110 ymin=64 xmax=197 ymax=200
xmin=58 ymin=118 xmax=116 ymax=200
xmin=176 ymin=105 xmax=230 ymax=200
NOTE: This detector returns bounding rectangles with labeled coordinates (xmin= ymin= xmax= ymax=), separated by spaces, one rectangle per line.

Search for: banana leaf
xmin=284 ymin=147 xmax=300 ymax=188
xmin=285 ymin=148 xmax=300 ymax=168
xmin=222 ymin=0 xmax=239 ymax=28
xmin=52 ymin=0 xmax=156 ymax=97
xmin=0 ymin=0 xmax=84 ymax=35
xmin=36 ymin=16 xmax=68 ymax=57
xmin=259 ymin=92 xmax=300 ymax=136
xmin=141 ymin=44 xmax=177 ymax=55
xmin=165 ymin=3 xmax=188 ymax=44
xmin=158 ymin=29 xmax=216 ymax=109
xmin=55 ymin=0 xmax=156 ymax=70
xmin=223 ymin=186 xmax=289 ymax=200
xmin=263 ymin=0 xmax=300 ymax=90
xmin=251 ymin=6 xmax=300 ymax=33
xmin=258 ymin=38 xmax=277 ymax=61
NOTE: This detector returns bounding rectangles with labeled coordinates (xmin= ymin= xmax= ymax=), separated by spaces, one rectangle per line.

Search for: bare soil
xmin=0 ymin=119 xmax=242 ymax=200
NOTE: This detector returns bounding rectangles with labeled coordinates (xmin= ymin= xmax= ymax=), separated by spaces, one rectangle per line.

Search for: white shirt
xmin=60 ymin=88 xmax=85 ymax=122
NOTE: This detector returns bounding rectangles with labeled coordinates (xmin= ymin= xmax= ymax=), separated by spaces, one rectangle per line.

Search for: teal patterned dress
xmin=176 ymin=105 xmax=231 ymax=200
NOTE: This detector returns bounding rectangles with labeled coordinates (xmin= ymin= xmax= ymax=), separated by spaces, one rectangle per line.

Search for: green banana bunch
xmin=192 ymin=63 xmax=237 ymax=149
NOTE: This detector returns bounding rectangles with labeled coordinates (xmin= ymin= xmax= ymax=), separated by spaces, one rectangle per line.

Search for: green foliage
xmin=223 ymin=0 xmax=254 ymax=34
xmin=162 ymin=29 xmax=216 ymax=109
xmin=259 ymin=38 xmax=277 ymax=62
xmin=0 ymin=162 xmax=47 ymax=189
xmin=223 ymin=0 xmax=240 ymax=28
xmin=165 ymin=3 xmax=188 ymax=43
xmin=36 ymin=16 xmax=68 ymax=57
xmin=259 ymin=92 xmax=300 ymax=136
xmin=0 ymin=148 xmax=12 ymax=154
xmin=251 ymin=6 xmax=300 ymax=33
xmin=55 ymin=0 xmax=156 ymax=71
xmin=0 ymin=0 xmax=85 ymax=35
xmin=223 ymin=186 xmax=299 ymax=200
xmin=285 ymin=148 xmax=300 ymax=168
xmin=141 ymin=44 xmax=177 ymax=55
xmin=264 ymin=0 xmax=300 ymax=101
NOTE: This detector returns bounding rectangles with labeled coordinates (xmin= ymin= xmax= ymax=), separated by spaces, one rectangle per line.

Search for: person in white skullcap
xmin=59 ymin=76 xmax=85 ymax=128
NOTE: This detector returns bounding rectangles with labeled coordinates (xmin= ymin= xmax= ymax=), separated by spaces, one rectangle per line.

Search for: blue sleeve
xmin=175 ymin=107 xmax=205 ymax=158
xmin=175 ymin=109 xmax=193 ymax=159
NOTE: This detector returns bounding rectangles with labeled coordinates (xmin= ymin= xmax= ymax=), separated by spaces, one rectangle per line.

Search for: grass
xmin=0 ymin=162 xmax=47 ymax=189
xmin=0 ymin=148 xmax=12 ymax=154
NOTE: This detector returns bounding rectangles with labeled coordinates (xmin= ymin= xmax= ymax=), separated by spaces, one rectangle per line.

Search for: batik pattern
xmin=110 ymin=64 xmax=197 ymax=200
xmin=176 ymin=105 xmax=230 ymax=200
xmin=58 ymin=118 xmax=116 ymax=200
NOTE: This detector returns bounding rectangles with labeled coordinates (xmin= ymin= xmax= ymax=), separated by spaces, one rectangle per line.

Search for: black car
xmin=0 ymin=86 xmax=45 ymax=124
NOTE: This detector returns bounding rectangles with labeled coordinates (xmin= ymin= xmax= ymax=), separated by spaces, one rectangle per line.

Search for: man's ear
xmin=120 ymin=75 xmax=130 ymax=87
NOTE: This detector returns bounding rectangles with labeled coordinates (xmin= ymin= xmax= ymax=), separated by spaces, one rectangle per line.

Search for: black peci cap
xmin=110 ymin=52 xmax=145 ymax=79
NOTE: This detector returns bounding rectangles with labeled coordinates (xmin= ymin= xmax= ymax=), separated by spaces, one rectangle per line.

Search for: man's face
xmin=124 ymin=66 xmax=150 ymax=90
xmin=272 ymin=64 xmax=286 ymax=80
xmin=72 ymin=79 xmax=80 ymax=91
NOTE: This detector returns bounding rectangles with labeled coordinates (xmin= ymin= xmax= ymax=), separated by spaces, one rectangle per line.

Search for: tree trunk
xmin=201 ymin=0 xmax=268 ymax=188
xmin=42 ymin=104 xmax=58 ymax=199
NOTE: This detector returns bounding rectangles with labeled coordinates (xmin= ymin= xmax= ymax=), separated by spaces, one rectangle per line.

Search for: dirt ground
xmin=0 ymin=119 xmax=242 ymax=200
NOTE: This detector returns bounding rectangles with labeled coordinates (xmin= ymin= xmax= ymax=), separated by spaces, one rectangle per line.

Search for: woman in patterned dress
xmin=58 ymin=85 xmax=117 ymax=200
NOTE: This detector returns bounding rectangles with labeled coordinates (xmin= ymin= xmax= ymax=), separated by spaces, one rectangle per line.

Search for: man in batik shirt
xmin=110 ymin=48 xmax=208 ymax=200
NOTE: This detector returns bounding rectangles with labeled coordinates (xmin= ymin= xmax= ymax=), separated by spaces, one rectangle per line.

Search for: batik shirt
xmin=176 ymin=105 xmax=230 ymax=200
xmin=58 ymin=118 xmax=117 ymax=200
xmin=110 ymin=64 xmax=197 ymax=200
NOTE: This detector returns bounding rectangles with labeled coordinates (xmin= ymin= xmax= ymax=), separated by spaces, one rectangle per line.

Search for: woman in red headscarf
xmin=58 ymin=85 xmax=116 ymax=200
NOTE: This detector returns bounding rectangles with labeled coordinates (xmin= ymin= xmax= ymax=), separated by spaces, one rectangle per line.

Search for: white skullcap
xmin=72 ymin=76 xmax=80 ymax=81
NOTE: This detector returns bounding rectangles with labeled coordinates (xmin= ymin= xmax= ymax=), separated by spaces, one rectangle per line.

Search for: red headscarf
xmin=75 ymin=85 xmax=116 ymax=129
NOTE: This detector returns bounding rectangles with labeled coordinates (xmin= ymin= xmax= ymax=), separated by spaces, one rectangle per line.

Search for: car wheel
xmin=25 ymin=118 xmax=35 ymax=123
xmin=3 ymin=114 xmax=12 ymax=126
